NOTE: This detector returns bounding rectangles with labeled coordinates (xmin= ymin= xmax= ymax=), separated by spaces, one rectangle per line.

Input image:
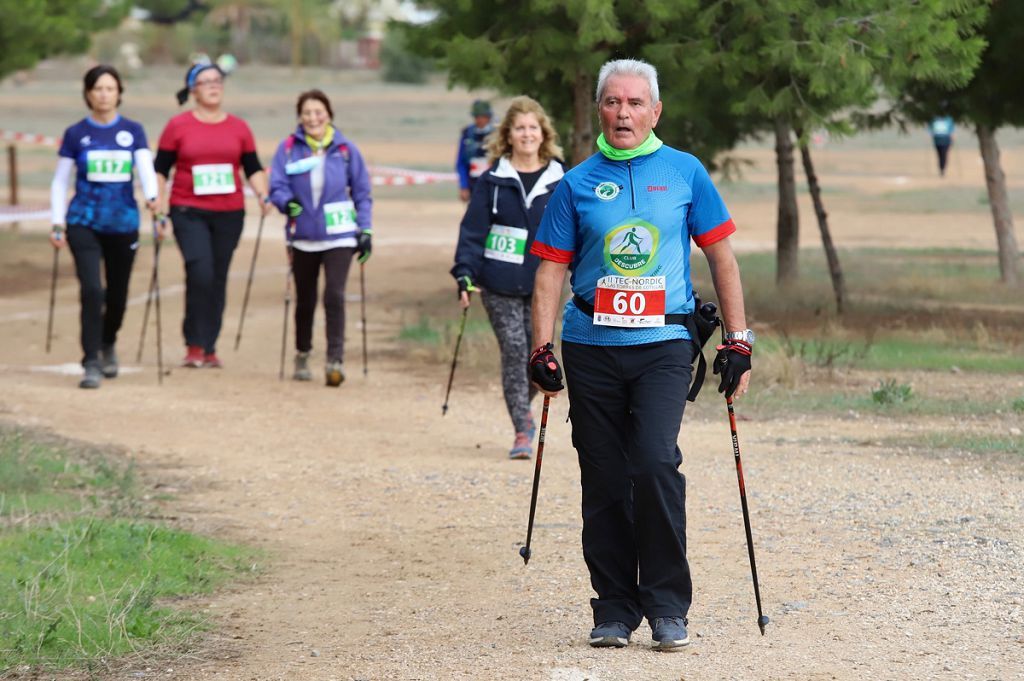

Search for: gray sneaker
xmin=293 ymin=352 xmax=312 ymax=381
xmin=589 ymin=621 xmax=631 ymax=648
xmin=651 ymin=616 xmax=689 ymax=651
xmin=100 ymin=344 xmax=119 ymax=378
xmin=325 ymin=359 xmax=345 ymax=387
xmin=79 ymin=362 xmax=102 ymax=389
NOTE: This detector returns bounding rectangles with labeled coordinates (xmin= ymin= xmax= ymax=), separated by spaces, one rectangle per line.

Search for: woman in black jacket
xmin=451 ymin=96 xmax=565 ymax=460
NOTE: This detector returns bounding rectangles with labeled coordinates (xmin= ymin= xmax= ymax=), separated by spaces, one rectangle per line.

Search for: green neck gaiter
xmin=596 ymin=131 xmax=663 ymax=161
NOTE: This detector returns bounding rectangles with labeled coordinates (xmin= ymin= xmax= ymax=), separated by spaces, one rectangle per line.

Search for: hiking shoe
xmin=293 ymin=352 xmax=312 ymax=381
xmin=651 ymin=617 xmax=689 ymax=651
xmin=182 ymin=345 xmax=204 ymax=368
xmin=79 ymin=362 xmax=102 ymax=390
xmin=509 ymin=432 xmax=532 ymax=460
xmin=100 ymin=344 xmax=119 ymax=378
xmin=325 ymin=359 xmax=345 ymax=387
xmin=589 ymin=621 xmax=631 ymax=648
xmin=203 ymin=352 xmax=223 ymax=368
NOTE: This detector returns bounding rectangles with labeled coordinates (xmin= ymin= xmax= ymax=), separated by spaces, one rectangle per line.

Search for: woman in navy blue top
xmin=49 ymin=65 xmax=158 ymax=389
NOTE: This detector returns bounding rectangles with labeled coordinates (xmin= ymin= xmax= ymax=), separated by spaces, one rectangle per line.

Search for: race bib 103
xmin=484 ymin=225 xmax=528 ymax=264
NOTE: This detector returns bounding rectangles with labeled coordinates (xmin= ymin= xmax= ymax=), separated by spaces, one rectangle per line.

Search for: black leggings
xmin=170 ymin=206 xmax=244 ymax=353
xmin=291 ymin=247 xmax=355 ymax=361
xmin=66 ymin=226 xmax=138 ymax=365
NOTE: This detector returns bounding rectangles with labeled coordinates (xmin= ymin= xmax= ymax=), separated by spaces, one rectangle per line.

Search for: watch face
xmin=729 ymin=329 xmax=756 ymax=344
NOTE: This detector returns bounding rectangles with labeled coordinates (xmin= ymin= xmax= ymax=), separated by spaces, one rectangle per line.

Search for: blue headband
xmin=187 ymin=63 xmax=220 ymax=90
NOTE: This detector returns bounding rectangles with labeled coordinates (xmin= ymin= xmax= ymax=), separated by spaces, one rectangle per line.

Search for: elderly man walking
xmin=529 ymin=58 xmax=754 ymax=651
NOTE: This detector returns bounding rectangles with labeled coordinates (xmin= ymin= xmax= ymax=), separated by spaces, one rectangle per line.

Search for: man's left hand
xmin=714 ymin=339 xmax=752 ymax=399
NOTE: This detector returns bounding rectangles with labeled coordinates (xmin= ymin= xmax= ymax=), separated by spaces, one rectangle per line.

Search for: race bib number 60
xmin=593 ymin=275 xmax=666 ymax=327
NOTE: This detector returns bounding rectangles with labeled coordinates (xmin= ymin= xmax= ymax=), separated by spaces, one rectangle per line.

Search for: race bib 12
xmin=324 ymin=200 xmax=357 ymax=235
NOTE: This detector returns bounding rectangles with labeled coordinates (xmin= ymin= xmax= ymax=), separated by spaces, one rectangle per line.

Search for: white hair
xmin=595 ymin=59 xmax=660 ymax=105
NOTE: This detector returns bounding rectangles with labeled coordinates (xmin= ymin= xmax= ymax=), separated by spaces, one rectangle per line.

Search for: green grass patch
xmin=880 ymin=431 xmax=1023 ymax=456
xmin=0 ymin=428 xmax=257 ymax=672
xmin=0 ymin=520 xmax=252 ymax=668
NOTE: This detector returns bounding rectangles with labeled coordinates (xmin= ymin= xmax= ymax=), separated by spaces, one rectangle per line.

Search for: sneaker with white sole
xmin=79 ymin=362 xmax=102 ymax=390
xmin=651 ymin=616 xmax=689 ymax=651
xmin=100 ymin=344 xmax=119 ymax=378
xmin=508 ymin=432 xmax=532 ymax=460
xmin=325 ymin=359 xmax=344 ymax=387
xmin=589 ymin=621 xmax=631 ymax=648
xmin=293 ymin=352 xmax=312 ymax=381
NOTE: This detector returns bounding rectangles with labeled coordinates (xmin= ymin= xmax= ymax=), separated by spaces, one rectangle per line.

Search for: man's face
xmin=598 ymin=74 xmax=662 ymax=149
xmin=474 ymin=114 xmax=492 ymax=129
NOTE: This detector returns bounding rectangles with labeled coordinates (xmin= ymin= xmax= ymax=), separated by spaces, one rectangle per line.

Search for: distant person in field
xmin=153 ymin=61 xmax=273 ymax=369
xmin=268 ymin=89 xmax=373 ymax=387
xmin=929 ymin=115 xmax=955 ymax=177
xmin=49 ymin=65 xmax=158 ymax=389
xmin=450 ymin=96 xmax=565 ymax=459
xmin=455 ymin=99 xmax=495 ymax=202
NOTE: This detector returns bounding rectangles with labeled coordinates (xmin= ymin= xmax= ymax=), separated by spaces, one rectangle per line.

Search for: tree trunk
xmin=976 ymin=124 xmax=1021 ymax=286
xmin=797 ymin=133 xmax=846 ymax=315
xmin=774 ymin=117 xmax=799 ymax=286
xmin=571 ymin=68 xmax=594 ymax=167
xmin=290 ymin=0 xmax=303 ymax=72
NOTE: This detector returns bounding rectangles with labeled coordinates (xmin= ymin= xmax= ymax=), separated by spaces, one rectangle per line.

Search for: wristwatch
xmin=726 ymin=328 xmax=756 ymax=344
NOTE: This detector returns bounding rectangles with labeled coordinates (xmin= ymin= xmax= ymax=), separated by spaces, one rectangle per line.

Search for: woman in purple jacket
xmin=269 ymin=90 xmax=373 ymax=386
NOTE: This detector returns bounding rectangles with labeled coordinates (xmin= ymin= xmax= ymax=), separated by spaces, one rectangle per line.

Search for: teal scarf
xmin=596 ymin=131 xmax=663 ymax=161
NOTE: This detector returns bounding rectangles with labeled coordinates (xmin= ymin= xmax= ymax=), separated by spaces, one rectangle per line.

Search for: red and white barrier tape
xmin=0 ymin=129 xmax=457 ymax=186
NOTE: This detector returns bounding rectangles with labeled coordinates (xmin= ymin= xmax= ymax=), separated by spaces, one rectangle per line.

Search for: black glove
xmin=714 ymin=339 xmax=752 ymax=398
xmin=456 ymin=274 xmax=477 ymax=300
xmin=286 ymin=199 xmax=303 ymax=218
xmin=529 ymin=343 xmax=564 ymax=393
xmin=356 ymin=229 xmax=372 ymax=264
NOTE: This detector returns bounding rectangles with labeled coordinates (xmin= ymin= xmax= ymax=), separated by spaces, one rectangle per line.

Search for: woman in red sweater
xmin=154 ymin=62 xmax=273 ymax=368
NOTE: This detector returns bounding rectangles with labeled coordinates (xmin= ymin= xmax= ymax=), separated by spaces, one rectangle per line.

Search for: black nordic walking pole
xmin=360 ymin=262 xmax=368 ymax=376
xmin=45 ymin=244 xmax=59 ymax=353
xmin=234 ymin=212 xmax=266 ymax=351
xmin=519 ymin=395 xmax=551 ymax=566
xmin=153 ymin=233 xmax=164 ymax=386
xmin=279 ymin=264 xmax=292 ymax=381
xmin=725 ymin=395 xmax=769 ymax=635
xmin=135 ymin=219 xmax=161 ymax=363
xmin=441 ymin=307 xmax=468 ymax=415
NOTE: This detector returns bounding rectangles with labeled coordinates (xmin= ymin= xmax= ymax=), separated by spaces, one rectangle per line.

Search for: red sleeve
xmin=530 ymin=241 xmax=574 ymax=263
xmin=157 ymin=115 xmax=181 ymax=152
xmin=692 ymin=218 xmax=736 ymax=248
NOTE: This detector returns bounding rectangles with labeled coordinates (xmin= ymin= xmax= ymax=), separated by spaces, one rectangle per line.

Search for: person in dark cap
xmin=455 ymin=99 xmax=495 ymax=202
xmin=153 ymin=61 xmax=273 ymax=369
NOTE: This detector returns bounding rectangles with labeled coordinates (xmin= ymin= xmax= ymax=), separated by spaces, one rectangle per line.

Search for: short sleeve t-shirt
xmin=531 ymin=145 xmax=735 ymax=347
xmin=59 ymin=115 xmax=149 ymax=233
xmin=158 ymin=112 xmax=256 ymax=211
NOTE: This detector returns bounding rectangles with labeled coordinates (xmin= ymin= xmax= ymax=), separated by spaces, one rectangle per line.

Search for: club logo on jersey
xmin=594 ymin=181 xmax=620 ymax=201
xmin=604 ymin=221 xmax=660 ymax=275
xmin=81 ymin=136 xmax=92 ymax=147
xmin=116 ymin=130 xmax=134 ymax=147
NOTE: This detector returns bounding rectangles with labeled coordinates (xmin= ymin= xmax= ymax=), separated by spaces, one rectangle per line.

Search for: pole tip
xmin=441 ymin=405 xmax=448 ymax=416
xmin=519 ymin=546 xmax=531 ymax=565
xmin=758 ymin=615 xmax=769 ymax=635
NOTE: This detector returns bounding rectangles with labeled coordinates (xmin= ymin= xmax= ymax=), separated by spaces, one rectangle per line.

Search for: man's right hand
xmin=49 ymin=228 xmax=65 ymax=249
xmin=529 ymin=343 xmax=564 ymax=395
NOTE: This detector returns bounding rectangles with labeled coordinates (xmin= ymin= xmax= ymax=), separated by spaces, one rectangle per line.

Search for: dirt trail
xmin=1 ymin=198 xmax=1022 ymax=680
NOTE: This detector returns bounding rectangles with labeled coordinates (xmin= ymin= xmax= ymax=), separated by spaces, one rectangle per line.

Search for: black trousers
xmin=562 ymin=339 xmax=695 ymax=629
xmin=66 ymin=226 xmax=138 ymax=365
xmin=170 ymin=206 xmax=244 ymax=353
xmin=934 ymin=139 xmax=951 ymax=175
xmin=291 ymin=247 xmax=355 ymax=361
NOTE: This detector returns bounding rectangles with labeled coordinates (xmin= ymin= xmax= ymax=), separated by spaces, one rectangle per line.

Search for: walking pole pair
xmin=135 ymin=216 xmax=166 ymax=383
xmin=234 ymin=212 xmax=267 ymax=351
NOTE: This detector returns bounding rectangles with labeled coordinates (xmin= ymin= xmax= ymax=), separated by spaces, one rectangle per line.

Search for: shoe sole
xmin=325 ymin=370 xmax=344 ymax=387
xmin=79 ymin=381 xmax=100 ymax=389
xmin=182 ymin=361 xmax=203 ymax=368
xmin=589 ymin=636 xmax=628 ymax=648
xmin=652 ymin=637 xmax=690 ymax=651
xmin=293 ymin=373 xmax=312 ymax=382
xmin=101 ymin=367 xmax=118 ymax=378
xmin=508 ymin=449 xmax=532 ymax=460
